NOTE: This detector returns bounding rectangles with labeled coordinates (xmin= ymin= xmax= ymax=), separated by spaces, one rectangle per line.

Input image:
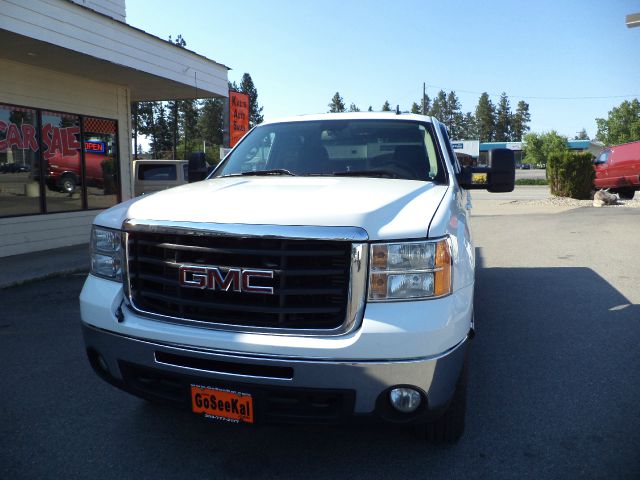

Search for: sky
xmin=126 ymin=0 xmax=640 ymax=140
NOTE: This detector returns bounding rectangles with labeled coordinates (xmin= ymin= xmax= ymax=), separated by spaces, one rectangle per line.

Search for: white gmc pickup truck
xmin=80 ymin=113 xmax=514 ymax=443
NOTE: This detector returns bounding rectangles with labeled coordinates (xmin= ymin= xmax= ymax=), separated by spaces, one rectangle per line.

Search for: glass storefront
xmin=0 ymin=105 xmax=40 ymax=217
xmin=42 ymin=111 xmax=83 ymax=213
xmin=83 ymin=117 xmax=120 ymax=210
xmin=0 ymin=103 xmax=120 ymax=218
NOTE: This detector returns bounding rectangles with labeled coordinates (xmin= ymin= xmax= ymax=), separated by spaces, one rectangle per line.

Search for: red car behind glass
xmin=46 ymin=141 xmax=112 ymax=193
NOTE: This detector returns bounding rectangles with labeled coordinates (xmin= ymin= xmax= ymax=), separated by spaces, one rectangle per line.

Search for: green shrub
xmin=547 ymin=151 xmax=594 ymax=199
xmin=515 ymin=178 xmax=548 ymax=185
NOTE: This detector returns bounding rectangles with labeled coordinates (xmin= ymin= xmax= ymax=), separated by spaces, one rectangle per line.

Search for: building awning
xmin=0 ymin=0 xmax=229 ymax=101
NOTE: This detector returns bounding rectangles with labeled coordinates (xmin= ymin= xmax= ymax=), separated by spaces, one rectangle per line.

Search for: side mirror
xmin=457 ymin=148 xmax=515 ymax=192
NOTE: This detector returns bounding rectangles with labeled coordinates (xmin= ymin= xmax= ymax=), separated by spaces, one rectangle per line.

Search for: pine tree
xmin=475 ymin=92 xmax=495 ymax=142
xmin=132 ymin=101 xmax=155 ymax=156
xmin=574 ymin=128 xmax=589 ymax=140
xmin=367 ymin=106 xmax=373 ymax=112
xmin=445 ymin=91 xmax=464 ymax=139
xmin=239 ymin=73 xmax=264 ymax=127
xmin=494 ymin=92 xmax=511 ymax=142
xmin=151 ymin=102 xmax=171 ymax=157
xmin=348 ymin=103 xmax=360 ymax=112
xmin=410 ymin=102 xmax=422 ymax=114
xmin=328 ymin=92 xmax=346 ymax=112
xmin=381 ymin=100 xmax=392 ymax=112
xmin=198 ymin=98 xmax=224 ymax=146
xmin=181 ymin=99 xmax=200 ymax=157
xmin=429 ymin=90 xmax=448 ymax=122
xmin=459 ymin=112 xmax=478 ymax=139
xmin=511 ymin=100 xmax=531 ymax=141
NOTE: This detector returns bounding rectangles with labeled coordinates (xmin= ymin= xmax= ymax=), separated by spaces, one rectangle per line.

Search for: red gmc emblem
xmin=178 ymin=265 xmax=274 ymax=295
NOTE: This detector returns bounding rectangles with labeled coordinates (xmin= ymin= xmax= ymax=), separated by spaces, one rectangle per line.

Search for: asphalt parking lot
xmin=1 ymin=205 xmax=639 ymax=479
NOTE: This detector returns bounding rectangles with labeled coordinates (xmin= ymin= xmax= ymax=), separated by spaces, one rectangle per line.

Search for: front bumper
xmin=82 ymin=322 xmax=468 ymax=424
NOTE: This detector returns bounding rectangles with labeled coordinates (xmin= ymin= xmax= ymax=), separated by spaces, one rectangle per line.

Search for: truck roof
xmin=260 ymin=112 xmax=437 ymax=126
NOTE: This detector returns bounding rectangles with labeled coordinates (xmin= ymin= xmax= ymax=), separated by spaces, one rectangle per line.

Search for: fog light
xmin=96 ymin=353 xmax=109 ymax=373
xmin=389 ymin=387 xmax=422 ymax=413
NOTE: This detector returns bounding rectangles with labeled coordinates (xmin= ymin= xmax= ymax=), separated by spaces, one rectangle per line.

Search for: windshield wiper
xmin=332 ymin=169 xmax=397 ymax=178
xmin=218 ymin=169 xmax=296 ymax=178
xmin=241 ymin=169 xmax=296 ymax=176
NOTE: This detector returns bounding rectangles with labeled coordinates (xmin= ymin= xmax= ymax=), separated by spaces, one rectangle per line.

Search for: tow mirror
xmin=458 ymin=148 xmax=515 ymax=192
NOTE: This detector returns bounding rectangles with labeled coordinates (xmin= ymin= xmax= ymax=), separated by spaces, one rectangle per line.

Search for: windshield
xmin=213 ymin=119 xmax=446 ymax=182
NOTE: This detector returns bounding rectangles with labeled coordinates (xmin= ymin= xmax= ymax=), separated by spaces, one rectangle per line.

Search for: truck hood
xmin=95 ymin=177 xmax=448 ymax=240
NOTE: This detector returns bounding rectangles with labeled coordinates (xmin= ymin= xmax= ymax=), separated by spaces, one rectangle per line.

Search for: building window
xmin=0 ymin=105 xmax=40 ymax=217
xmin=42 ymin=111 xmax=83 ymax=213
xmin=0 ymin=103 xmax=120 ymax=218
xmin=83 ymin=117 xmax=120 ymax=209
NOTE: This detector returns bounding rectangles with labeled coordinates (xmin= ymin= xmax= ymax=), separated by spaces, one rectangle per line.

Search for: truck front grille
xmin=126 ymin=230 xmax=356 ymax=331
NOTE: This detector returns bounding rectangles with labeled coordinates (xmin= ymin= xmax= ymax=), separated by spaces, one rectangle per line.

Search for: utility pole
xmin=422 ymin=82 xmax=427 ymax=115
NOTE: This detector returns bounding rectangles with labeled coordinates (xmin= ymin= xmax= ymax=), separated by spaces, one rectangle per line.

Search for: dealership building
xmin=0 ymin=0 xmax=228 ymax=257
xmin=452 ymin=139 xmax=604 ymax=165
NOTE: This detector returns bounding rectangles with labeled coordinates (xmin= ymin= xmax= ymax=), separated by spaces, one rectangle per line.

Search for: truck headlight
xmin=90 ymin=226 xmax=123 ymax=281
xmin=368 ymin=238 xmax=451 ymax=301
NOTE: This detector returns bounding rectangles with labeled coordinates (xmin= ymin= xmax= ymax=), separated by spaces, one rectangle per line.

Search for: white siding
xmin=0 ymin=0 xmax=228 ymax=98
xmin=70 ymin=0 xmax=126 ymax=22
xmin=0 ymin=59 xmax=132 ymax=257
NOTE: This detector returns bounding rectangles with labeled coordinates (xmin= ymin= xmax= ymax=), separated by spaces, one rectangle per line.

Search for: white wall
xmin=1 ymin=0 xmax=228 ymax=99
xmin=70 ymin=0 xmax=126 ymax=22
xmin=0 ymin=58 xmax=131 ymax=257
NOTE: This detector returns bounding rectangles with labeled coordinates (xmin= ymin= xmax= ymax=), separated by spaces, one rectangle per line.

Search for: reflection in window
xmin=0 ymin=103 xmax=121 ymax=218
xmin=0 ymin=105 xmax=40 ymax=217
xmin=42 ymin=111 xmax=82 ymax=213
xmin=83 ymin=117 xmax=120 ymax=209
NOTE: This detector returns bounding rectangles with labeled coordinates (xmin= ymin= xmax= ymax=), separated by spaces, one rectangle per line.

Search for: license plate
xmin=190 ymin=385 xmax=254 ymax=424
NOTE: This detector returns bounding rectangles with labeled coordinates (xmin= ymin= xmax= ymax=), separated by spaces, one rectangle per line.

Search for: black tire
xmin=615 ymin=188 xmax=635 ymax=200
xmin=60 ymin=173 xmax=77 ymax=194
xmin=422 ymin=356 xmax=468 ymax=444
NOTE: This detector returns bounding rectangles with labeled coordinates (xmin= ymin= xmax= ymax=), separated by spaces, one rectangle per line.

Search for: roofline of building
xmin=63 ymin=0 xmax=231 ymax=71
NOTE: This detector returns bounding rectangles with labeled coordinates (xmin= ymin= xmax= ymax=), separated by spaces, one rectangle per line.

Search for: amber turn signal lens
xmin=434 ymin=239 xmax=452 ymax=296
xmin=371 ymin=244 xmax=388 ymax=271
xmin=369 ymin=273 xmax=388 ymax=299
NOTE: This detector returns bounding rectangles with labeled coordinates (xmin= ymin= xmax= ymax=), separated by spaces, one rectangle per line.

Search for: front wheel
xmin=420 ymin=355 xmax=468 ymax=444
xmin=60 ymin=173 xmax=77 ymax=194
xmin=614 ymin=188 xmax=635 ymax=200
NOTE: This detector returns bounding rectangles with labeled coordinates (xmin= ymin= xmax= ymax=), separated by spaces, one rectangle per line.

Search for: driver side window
xmin=595 ymin=151 xmax=610 ymax=165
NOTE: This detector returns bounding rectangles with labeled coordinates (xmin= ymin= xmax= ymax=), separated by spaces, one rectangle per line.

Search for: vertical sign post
xmin=229 ymin=91 xmax=250 ymax=148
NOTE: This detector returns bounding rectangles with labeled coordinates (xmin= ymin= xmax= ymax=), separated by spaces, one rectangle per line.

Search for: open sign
xmin=84 ymin=141 xmax=106 ymax=154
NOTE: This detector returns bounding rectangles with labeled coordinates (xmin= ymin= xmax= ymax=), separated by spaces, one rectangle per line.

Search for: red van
xmin=46 ymin=141 xmax=114 ymax=193
xmin=594 ymin=141 xmax=640 ymax=199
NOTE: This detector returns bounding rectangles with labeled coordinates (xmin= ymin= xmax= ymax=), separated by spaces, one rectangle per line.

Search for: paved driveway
xmin=1 ymin=207 xmax=639 ymax=479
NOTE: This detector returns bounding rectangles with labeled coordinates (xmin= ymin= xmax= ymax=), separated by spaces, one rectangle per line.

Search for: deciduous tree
xmin=595 ymin=99 xmax=640 ymax=145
